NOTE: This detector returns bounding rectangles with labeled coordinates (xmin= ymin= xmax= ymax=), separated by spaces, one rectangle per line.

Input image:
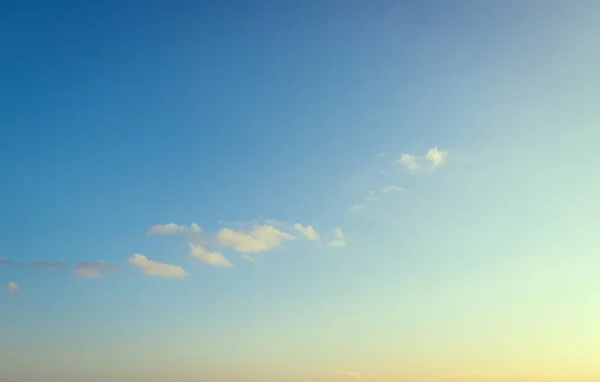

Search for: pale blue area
xmin=1 ymin=1 xmax=600 ymax=381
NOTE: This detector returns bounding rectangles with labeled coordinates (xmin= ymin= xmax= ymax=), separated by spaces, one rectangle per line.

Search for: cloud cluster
xmin=350 ymin=146 xmax=446 ymax=212
xmin=141 ymin=220 xmax=326 ymax=271
xmin=74 ymin=261 xmax=115 ymax=278
xmin=396 ymin=147 xmax=447 ymax=172
xmin=129 ymin=253 xmax=189 ymax=278
xmin=4 ymin=145 xmax=444 ymax=289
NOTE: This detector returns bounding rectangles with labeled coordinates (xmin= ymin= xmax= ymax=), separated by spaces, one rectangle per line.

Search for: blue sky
xmin=2 ymin=1 xmax=600 ymax=381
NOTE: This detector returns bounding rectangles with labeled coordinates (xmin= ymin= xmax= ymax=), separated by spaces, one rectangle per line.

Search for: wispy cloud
xmin=241 ymin=254 xmax=257 ymax=262
xmin=129 ymin=253 xmax=188 ymax=278
xmin=74 ymin=261 xmax=115 ymax=278
xmin=381 ymin=185 xmax=403 ymax=193
xmin=8 ymin=281 xmax=19 ymax=293
xmin=349 ymin=204 xmax=367 ymax=213
xmin=147 ymin=222 xmax=202 ymax=235
xmin=294 ymin=223 xmax=320 ymax=240
xmin=366 ymin=190 xmax=379 ymax=201
xmin=189 ymin=244 xmax=232 ymax=267
xmin=31 ymin=260 xmax=67 ymax=269
xmin=396 ymin=147 xmax=447 ymax=172
xmin=0 ymin=257 xmax=13 ymax=265
xmin=216 ymin=224 xmax=295 ymax=253
xmin=327 ymin=227 xmax=346 ymax=248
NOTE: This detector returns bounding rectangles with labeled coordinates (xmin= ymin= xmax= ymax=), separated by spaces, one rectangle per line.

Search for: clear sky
xmin=1 ymin=1 xmax=600 ymax=381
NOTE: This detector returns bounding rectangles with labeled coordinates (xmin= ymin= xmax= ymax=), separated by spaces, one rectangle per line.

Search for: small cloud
xmin=8 ymin=282 xmax=19 ymax=293
xmin=349 ymin=204 xmax=366 ymax=213
xmin=294 ymin=223 xmax=320 ymax=240
xmin=147 ymin=223 xmax=201 ymax=235
xmin=0 ymin=257 xmax=13 ymax=265
xmin=366 ymin=190 xmax=379 ymax=201
xmin=327 ymin=227 xmax=346 ymax=248
xmin=395 ymin=147 xmax=447 ymax=172
xmin=31 ymin=260 xmax=67 ymax=269
xmin=241 ymin=254 xmax=257 ymax=262
xmin=216 ymin=225 xmax=295 ymax=253
xmin=327 ymin=240 xmax=346 ymax=248
xmin=381 ymin=185 xmax=403 ymax=193
xmin=129 ymin=253 xmax=188 ymax=278
xmin=333 ymin=228 xmax=343 ymax=238
xmin=189 ymin=244 xmax=232 ymax=267
xmin=425 ymin=147 xmax=447 ymax=167
xmin=74 ymin=261 xmax=115 ymax=278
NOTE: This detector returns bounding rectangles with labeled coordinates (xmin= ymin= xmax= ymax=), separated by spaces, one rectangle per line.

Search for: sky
xmin=1 ymin=1 xmax=600 ymax=381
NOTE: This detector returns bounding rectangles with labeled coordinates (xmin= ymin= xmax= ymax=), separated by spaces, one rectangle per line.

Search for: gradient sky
xmin=2 ymin=1 xmax=600 ymax=381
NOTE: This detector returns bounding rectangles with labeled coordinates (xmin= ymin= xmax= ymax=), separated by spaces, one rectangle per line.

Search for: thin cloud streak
xmin=147 ymin=223 xmax=202 ymax=235
xmin=0 ymin=257 xmax=14 ymax=265
xmin=381 ymin=185 xmax=403 ymax=193
xmin=74 ymin=261 xmax=115 ymax=278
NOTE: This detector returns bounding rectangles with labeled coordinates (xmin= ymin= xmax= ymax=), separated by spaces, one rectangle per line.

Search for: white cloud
xmin=425 ymin=146 xmax=447 ymax=168
xmin=327 ymin=227 xmax=346 ymax=248
xmin=8 ymin=281 xmax=19 ymax=292
xmin=366 ymin=190 xmax=379 ymax=201
xmin=397 ymin=153 xmax=420 ymax=171
xmin=381 ymin=185 xmax=403 ymax=193
xmin=189 ymin=244 xmax=232 ymax=267
xmin=0 ymin=257 xmax=13 ymax=265
xmin=147 ymin=223 xmax=201 ymax=235
xmin=129 ymin=253 xmax=189 ymax=278
xmin=74 ymin=261 xmax=115 ymax=278
xmin=396 ymin=147 xmax=447 ymax=172
xmin=294 ymin=223 xmax=320 ymax=240
xmin=241 ymin=254 xmax=257 ymax=262
xmin=216 ymin=224 xmax=295 ymax=253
